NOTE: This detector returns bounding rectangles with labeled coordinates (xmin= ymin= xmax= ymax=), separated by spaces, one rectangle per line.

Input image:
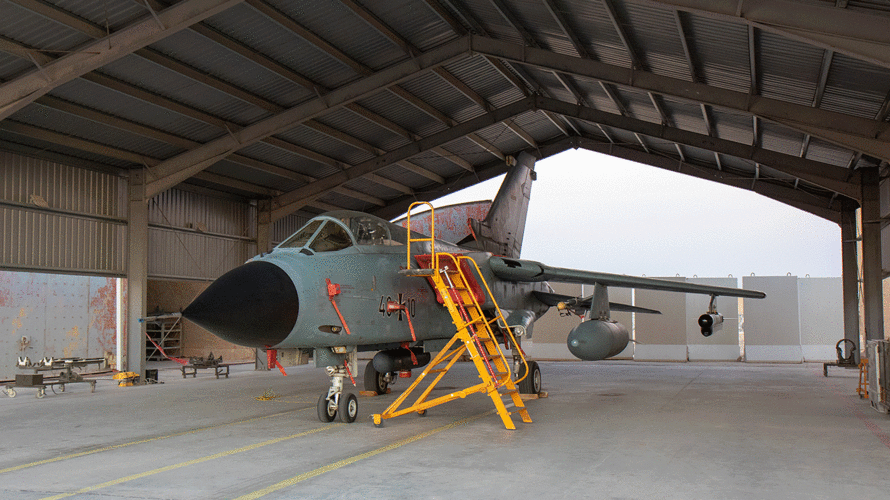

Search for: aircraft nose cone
xmin=182 ymin=261 xmax=298 ymax=348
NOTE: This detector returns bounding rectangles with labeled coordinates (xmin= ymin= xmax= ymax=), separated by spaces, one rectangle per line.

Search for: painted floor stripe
xmin=37 ymin=424 xmax=338 ymax=500
xmin=234 ymin=410 xmax=496 ymax=500
xmin=1 ymin=407 xmax=310 ymax=476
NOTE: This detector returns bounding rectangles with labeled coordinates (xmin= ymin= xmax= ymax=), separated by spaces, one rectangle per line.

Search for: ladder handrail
xmin=405 ymin=201 xmax=437 ymax=272
xmin=455 ymin=254 xmax=530 ymax=386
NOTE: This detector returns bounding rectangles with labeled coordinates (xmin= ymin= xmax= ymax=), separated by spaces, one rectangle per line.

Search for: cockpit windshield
xmin=276 ymin=211 xmax=407 ymax=253
xmin=278 ymin=220 xmax=322 ymax=249
xmin=308 ymin=221 xmax=353 ymax=252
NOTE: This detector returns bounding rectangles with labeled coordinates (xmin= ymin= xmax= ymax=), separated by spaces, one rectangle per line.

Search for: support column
xmin=255 ymin=199 xmax=272 ymax=371
xmin=841 ymin=200 xmax=861 ymax=361
xmin=127 ymin=170 xmax=148 ymax=380
xmin=256 ymin=199 xmax=272 ymax=256
xmin=860 ymin=167 xmax=884 ymax=341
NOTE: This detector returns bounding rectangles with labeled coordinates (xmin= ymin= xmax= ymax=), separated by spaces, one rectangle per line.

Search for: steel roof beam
xmin=444 ymin=0 xmax=575 ymax=138
xmin=573 ymin=136 xmax=842 ymax=224
xmin=469 ymin=36 xmax=890 ymax=161
xmin=800 ymin=48 xmax=835 ymax=158
xmin=143 ymin=36 xmax=471 ymax=198
xmin=342 ymin=0 xmax=519 ymax=162
xmin=269 ymin=96 xmax=535 ymax=220
xmin=372 ymin=135 xmax=577 ymax=220
xmin=0 ymin=0 xmax=244 ymax=120
xmin=535 ymin=96 xmax=860 ymax=199
xmin=643 ymin=0 xmax=890 ymax=69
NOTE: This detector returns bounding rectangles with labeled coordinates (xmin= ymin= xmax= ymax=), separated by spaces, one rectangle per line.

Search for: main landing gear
xmin=363 ymin=361 xmax=396 ymax=395
xmin=317 ymin=364 xmax=359 ymax=423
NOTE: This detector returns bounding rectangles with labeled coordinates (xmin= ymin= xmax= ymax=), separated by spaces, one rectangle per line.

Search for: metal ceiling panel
xmin=683 ymin=12 xmax=750 ymax=93
xmin=235 ymin=141 xmax=333 ymax=179
xmin=759 ymin=120 xmax=806 ymax=158
xmin=501 ymin=0 xmax=576 ymax=56
xmin=821 ymin=53 xmax=890 ymax=120
xmin=99 ymin=55 xmax=271 ymax=126
xmin=805 ymin=138 xmax=858 ymax=167
xmin=53 ymin=0 xmax=148 ymax=30
xmin=204 ymin=160 xmax=299 ymax=192
xmin=443 ymin=54 xmax=524 ymax=108
xmin=206 ymin=3 xmax=357 ymax=91
xmin=552 ymin=0 xmax=633 ymax=67
xmin=709 ymin=107 xmax=754 ymax=145
xmin=275 ymin=124 xmax=375 ymax=167
xmin=659 ymin=96 xmax=708 ymax=134
xmin=148 ymin=29 xmax=311 ymax=109
xmin=618 ymin=1 xmax=692 ymax=81
xmin=266 ymin=0 xmax=406 ymax=71
xmin=362 ymin=0 xmax=458 ymax=52
xmin=398 ymin=69 xmax=481 ymax=123
xmin=613 ymin=86 xmax=661 ymax=124
xmin=567 ymin=76 xmax=623 ymax=115
xmin=758 ymin=30 xmax=823 ymax=106
xmin=356 ymin=89 xmax=449 ymax=138
xmin=454 ymin=0 xmax=526 ymax=47
xmin=510 ymin=108 xmax=560 ymax=142
xmin=315 ymin=106 xmax=411 ymax=153
xmin=472 ymin=121 xmax=526 ymax=154
xmin=0 ymin=53 xmax=32 ymax=81
xmin=0 ymin=131 xmax=132 ymax=168
xmin=11 ymin=104 xmax=183 ymax=160
xmin=0 ymin=1 xmax=90 ymax=54
xmin=49 ymin=78 xmax=224 ymax=144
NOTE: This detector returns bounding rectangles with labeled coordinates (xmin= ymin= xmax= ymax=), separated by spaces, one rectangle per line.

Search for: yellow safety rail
xmin=405 ymin=201 xmax=438 ymax=273
xmin=374 ymin=203 xmax=532 ymax=430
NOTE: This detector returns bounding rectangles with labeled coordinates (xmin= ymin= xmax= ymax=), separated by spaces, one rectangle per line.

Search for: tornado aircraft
xmin=182 ymin=152 xmax=765 ymax=423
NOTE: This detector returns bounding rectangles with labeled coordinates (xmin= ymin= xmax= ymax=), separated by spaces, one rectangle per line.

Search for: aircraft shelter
xmin=0 ymin=1 xmax=889 ymax=381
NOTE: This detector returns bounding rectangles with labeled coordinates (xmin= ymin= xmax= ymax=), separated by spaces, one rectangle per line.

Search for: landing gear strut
xmin=317 ymin=351 xmax=359 ymax=423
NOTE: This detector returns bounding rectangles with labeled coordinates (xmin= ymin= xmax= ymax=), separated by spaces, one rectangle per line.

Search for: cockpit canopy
xmin=276 ymin=211 xmax=409 ymax=253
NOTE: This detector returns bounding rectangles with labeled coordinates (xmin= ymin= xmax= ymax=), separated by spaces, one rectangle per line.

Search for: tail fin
xmin=459 ymin=152 xmax=536 ymax=258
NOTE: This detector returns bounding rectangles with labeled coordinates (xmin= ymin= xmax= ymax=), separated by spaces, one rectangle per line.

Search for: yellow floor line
xmin=1 ymin=407 xmax=311 ymax=476
xmin=37 ymin=424 xmax=338 ymax=500
xmin=234 ymin=411 xmax=495 ymax=500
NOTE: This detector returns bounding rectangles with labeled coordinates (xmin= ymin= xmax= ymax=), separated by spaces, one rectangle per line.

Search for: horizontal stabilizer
xmin=533 ymin=291 xmax=661 ymax=315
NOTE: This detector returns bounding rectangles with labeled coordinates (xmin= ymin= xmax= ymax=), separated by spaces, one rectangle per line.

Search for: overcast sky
xmin=430 ymin=149 xmax=842 ymax=278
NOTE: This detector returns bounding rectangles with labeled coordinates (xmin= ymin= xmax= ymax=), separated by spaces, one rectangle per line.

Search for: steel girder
xmin=644 ymin=0 xmax=890 ymax=70
xmin=0 ymin=0 xmax=245 ymax=121
xmin=267 ymin=94 xmax=857 ymax=221
xmin=143 ymin=36 xmax=473 ymax=198
xmin=468 ymin=36 xmax=890 ymax=162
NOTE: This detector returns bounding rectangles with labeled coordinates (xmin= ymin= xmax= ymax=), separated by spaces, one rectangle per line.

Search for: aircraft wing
xmin=532 ymin=291 xmax=662 ymax=314
xmin=489 ymin=257 xmax=766 ymax=299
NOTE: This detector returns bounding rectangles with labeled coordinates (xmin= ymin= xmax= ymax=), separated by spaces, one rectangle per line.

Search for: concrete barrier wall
xmin=687 ymin=277 xmax=741 ymax=361
xmin=743 ymin=276 xmax=803 ymax=362
xmin=531 ymin=275 xmax=841 ymax=363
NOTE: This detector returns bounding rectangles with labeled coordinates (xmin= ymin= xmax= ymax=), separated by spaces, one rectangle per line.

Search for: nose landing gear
xmin=317 ymin=362 xmax=359 ymax=423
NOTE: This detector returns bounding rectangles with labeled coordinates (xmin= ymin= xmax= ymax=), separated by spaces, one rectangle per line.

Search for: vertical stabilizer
xmin=460 ymin=152 xmax=536 ymax=258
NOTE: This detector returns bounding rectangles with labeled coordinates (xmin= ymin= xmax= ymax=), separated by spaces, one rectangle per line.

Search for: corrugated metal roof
xmin=1 ymin=0 xmax=886 ymax=223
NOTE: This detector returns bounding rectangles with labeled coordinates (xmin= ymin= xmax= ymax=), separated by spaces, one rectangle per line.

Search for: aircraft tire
xmin=517 ymin=361 xmax=542 ymax=395
xmin=317 ymin=393 xmax=336 ymax=422
xmin=339 ymin=393 xmax=358 ymax=423
xmin=363 ymin=361 xmax=389 ymax=395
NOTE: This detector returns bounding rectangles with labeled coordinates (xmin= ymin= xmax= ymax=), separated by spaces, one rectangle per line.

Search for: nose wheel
xmin=317 ymin=364 xmax=359 ymax=423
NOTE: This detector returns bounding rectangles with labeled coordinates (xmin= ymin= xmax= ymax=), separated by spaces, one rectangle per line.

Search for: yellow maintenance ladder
xmin=371 ymin=202 xmax=532 ymax=430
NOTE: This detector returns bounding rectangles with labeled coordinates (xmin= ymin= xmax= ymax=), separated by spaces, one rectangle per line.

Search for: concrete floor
xmin=1 ymin=360 xmax=888 ymax=499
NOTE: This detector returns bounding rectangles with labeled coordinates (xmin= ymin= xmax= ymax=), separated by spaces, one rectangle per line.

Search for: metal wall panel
xmin=0 ymin=207 xmax=126 ymax=275
xmin=0 ymin=151 xmax=126 ymax=275
xmin=0 ymin=271 xmax=120 ymax=380
xmin=148 ymin=228 xmax=256 ymax=281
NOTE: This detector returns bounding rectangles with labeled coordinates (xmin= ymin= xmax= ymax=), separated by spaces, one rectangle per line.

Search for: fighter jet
xmin=182 ymin=153 xmax=765 ymax=423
